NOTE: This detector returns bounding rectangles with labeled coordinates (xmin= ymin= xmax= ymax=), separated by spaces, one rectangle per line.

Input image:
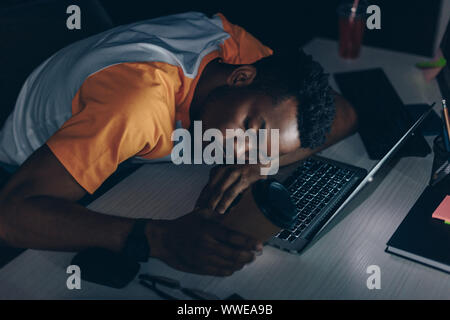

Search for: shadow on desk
xmin=0 ymin=161 xmax=142 ymax=269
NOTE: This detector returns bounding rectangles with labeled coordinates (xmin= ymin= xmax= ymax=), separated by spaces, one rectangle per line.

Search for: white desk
xmin=0 ymin=38 xmax=448 ymax=299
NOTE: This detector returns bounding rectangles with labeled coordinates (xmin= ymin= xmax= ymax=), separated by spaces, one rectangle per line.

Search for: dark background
xmin=99 ymin=0 xmax=442 ymax=56
xmin=0 ymin=0 xmax=446 ymax=267
xmin=0 ymin=0 xmax=444 ymax=128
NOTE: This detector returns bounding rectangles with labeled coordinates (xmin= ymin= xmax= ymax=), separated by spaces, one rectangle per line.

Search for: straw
xmin=350 ymin=0 xmax=360 ymax=22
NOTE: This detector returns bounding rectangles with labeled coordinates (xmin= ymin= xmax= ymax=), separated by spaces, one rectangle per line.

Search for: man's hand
xmin=148 ymin=209 xmax=263 ymax=276
xmin=197 ymin=164 xmax=268 ymax=214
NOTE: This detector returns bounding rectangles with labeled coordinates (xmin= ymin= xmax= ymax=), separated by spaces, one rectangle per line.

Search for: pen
xmin=139 ymin=279 xmax=179 ymax=300
xmin=442 ymin=99 xmax=450 ymax=152
xmin=430 ymin=160 xmax=450 ymax=186
xmin=138 ymin=273 xmax=221 ymax=300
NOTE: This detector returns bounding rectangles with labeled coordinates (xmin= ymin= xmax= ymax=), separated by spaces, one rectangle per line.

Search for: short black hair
xmin=249 ymin=50 xmax=335 ymax=149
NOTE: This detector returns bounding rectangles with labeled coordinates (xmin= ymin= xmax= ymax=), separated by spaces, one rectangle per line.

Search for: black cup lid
xmin=252 ymin=179 xmax=298 ymax=229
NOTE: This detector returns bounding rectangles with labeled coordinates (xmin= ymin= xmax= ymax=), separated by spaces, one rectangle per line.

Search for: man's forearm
xmin=0 ymin=143 xmax=165 ymax=254
xmin=280 ymin=93 xmax=357 ymax=166
xmin=0 ymin=196 xmax=138 ymax=252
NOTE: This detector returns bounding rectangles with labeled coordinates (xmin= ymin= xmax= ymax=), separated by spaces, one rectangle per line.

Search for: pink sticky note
xmin=432 ymin=196 xmax=450 ymax=222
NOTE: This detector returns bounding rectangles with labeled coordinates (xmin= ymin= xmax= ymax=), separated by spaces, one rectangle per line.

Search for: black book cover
xmin=386 ymin=183 xmax=450 ymax=273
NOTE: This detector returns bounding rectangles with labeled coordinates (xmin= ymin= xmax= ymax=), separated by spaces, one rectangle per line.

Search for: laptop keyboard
xmin=276 ymin=158 xmax=357 ymax=242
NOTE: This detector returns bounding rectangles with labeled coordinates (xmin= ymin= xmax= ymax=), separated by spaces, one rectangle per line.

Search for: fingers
xmin=163 ymin=210 xmax=264 ymax=278
xmin=196 ymin=166 xmax=229 ymax=209
xmin=215 ymin=178 xmax=246 ymax=214
xmin=208 ymin=173 xmax=240 ymax=212
xmin=203 ymin=235 xmax=256 ymax=264
xmin=204 ymin=253 xmax=249 ymax=271
xmin=208 ymin=165 xmax=229 ymax=187
xmin=202 ymin=165 xmax=265 ymax=214
xmin=173 ymin=239 xmax=255 ymax=277
xmin=202 ymin=167 xmax=241 ymax=212
xmin=205 ymin=221 xmax=262 ymax=251
xmin=194 ymin=238 xmax=257 ymax=276
xmin=193 ymin=207 xmax=217 ymax=220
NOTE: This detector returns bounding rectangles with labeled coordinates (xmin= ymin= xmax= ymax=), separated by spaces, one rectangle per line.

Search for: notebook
xmin=386 ymin=185 xmax=450 ymax=273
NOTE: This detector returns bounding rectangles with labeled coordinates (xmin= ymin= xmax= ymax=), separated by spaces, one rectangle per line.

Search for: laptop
xmin=269 ymin=104 xmax=435 ymax=253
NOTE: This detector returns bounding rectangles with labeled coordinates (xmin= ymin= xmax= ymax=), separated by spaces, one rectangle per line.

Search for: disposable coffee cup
xmin=218 ymin=179 xmax=298 ymax=242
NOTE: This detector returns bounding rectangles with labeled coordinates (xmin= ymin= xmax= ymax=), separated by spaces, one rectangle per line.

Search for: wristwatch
xmin=122 ymin=219 xmax=150 ymax=262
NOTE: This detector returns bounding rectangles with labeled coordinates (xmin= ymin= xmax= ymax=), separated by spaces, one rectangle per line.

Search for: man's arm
xmin=0 ymin=144 xmax=138 ymax=251
xmin=0 ymin=145 xmax=260 ymax=276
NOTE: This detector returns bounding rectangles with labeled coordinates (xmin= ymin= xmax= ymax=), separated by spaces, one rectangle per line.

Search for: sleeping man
xmin=0 ymin=12 xmax=357 ymax=276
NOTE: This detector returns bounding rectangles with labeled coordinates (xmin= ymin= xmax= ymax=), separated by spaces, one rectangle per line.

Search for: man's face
xmin=199 ymin=87 xmax=301 ymax=160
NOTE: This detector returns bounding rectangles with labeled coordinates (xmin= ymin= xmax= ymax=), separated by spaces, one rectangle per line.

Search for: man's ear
xmin=227 ymin=65 xmax=257 ymax=87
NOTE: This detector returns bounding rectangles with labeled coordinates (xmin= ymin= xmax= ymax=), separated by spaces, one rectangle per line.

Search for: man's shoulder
xmin=79 ymin=61 xmax=182 ymax=113
xmin=86 ymin=61 xmax=181 ymax=91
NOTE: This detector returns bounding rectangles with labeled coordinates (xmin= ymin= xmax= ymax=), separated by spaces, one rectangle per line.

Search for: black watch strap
xmin=123 ymin=219 xmax=150 ymax=262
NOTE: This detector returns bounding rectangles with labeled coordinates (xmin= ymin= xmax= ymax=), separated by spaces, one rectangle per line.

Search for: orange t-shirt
xmin=46 ymin=13 xmax=272 ymax=194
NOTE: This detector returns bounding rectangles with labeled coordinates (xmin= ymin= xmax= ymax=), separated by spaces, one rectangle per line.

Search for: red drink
xmin=338 ymin=3 xmax=366 ymax=59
